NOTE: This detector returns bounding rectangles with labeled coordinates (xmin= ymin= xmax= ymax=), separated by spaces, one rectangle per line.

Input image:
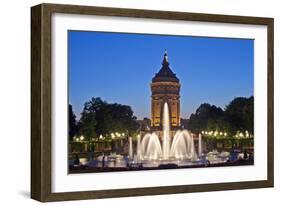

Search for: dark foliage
xmin=187 ymin=96 xmax=254 ymax=135
xmin=225 ymin=96 xmax=254 ymax=134
xmin=68 ymin=104 xmax=77 ymax=140
xmin=187 ymin=103 xmax=224 ymax=133
xmin=77 ymin=97 xmax=139 ymax=140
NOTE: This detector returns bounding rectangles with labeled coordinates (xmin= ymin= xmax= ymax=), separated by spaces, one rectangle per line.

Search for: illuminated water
xmin=76 ymin=102 xmax=231 ymax=169
xmin=137 ymin=102 xmax=198 ymax=162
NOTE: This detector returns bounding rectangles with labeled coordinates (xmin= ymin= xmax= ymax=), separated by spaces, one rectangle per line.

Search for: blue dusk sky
xmin=68 ymin=31 xmax=254 ymax=120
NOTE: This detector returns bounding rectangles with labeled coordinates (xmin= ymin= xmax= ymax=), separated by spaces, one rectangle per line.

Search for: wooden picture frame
xmin=31 ymin=3 xmax=274 ymax=202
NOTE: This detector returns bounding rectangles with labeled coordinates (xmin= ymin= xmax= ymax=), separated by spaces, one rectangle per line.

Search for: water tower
xmin=151 ymin=51 xmax=181 ymax=131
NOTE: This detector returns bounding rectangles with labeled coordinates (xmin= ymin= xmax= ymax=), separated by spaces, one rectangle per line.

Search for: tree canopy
xmin=68 ymin=104 xmax=77 ymax=140
xmin=225 ymin=96 xmax=254 ymax=134
xmin=187 ymin=103 xmax=224 ymax=133
xmin=187 ymin=96 xmax=254 ymax=135
xmin=76 ymin=97 xmax=139 ymax=140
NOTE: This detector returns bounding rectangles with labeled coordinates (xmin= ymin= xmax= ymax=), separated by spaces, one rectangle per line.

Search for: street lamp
xmin=73 ymin=136 xmax=76 ymax=142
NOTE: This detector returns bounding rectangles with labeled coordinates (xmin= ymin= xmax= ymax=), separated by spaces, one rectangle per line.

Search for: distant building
xmin=180 ymin=118 xmax=189 ymax=130
xmin=137 ymin=118 xmax=151 ymax=131
xmin=151 ymin=51 xmax=181 ymax=130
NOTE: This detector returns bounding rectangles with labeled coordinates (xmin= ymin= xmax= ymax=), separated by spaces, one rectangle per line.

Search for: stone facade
xmin=151 ymin=52 xmax=181 ymax=130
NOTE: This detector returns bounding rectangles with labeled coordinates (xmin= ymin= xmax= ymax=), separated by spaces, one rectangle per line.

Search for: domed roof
xmin=152 ymin=52 xmax=179 ymax=83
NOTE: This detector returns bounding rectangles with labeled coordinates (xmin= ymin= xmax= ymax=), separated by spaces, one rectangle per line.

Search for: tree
xmin=187 ymin=97 xmax=254 ymax=135
xmin=78 ymin=99 xmax=99 ymax=140
xmin=68 ymin=104 xmax=77 ymax=141
xmin=187 ymin=103 xmax=224 ymax=133
xmin=225 ymin=96 xmax=254 ymax=134
xmin=245 ymin=96 xmax=254 ymax=134
xmin=187 ymin=96 xmax=254 ymax=136
xmin=95 ymin=102 xmax=139 ymax=136
xmin=77 ymin=97 xmax=139 ymax=139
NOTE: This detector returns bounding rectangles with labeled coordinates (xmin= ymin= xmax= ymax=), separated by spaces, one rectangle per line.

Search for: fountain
xmin=129 ymin=137 xmax=133 ymax=160
xmin=85 ymin=102 xmax=232 ymax=170
xmin=162 ymin=102 xmax=170 ymax=160
xmin=137 ymin=135 xmax=141 ymax=161
xmin=140 ymin=133 xmax=162 ymax=160
xmin=132 ymin=102 xmax=199 ymax=165
xmin=198 ymin=133 xmax=202 ymax=157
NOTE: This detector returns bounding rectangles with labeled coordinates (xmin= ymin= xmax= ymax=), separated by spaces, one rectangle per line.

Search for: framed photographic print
xmin=31 ymin=3 xmax=274 ymax=202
